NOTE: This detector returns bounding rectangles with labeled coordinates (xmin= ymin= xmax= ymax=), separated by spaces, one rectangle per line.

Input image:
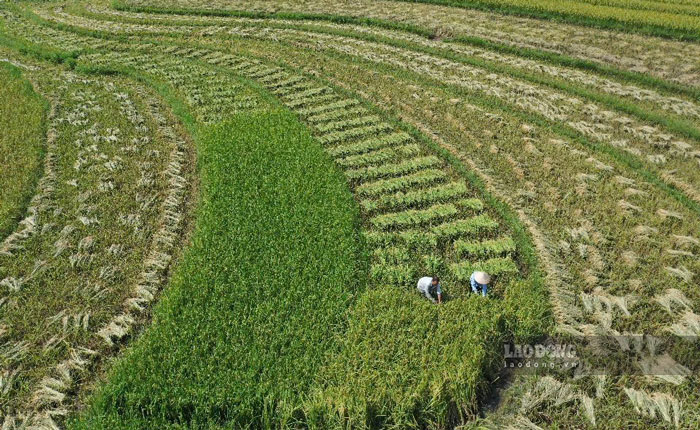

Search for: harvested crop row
xmin=32 ymin=6 xmax=700 ymax=210
xmin=54 ymin=3 xmax=700 ymax=124
xmin=115 ymin=0 xmax=700 ymax=87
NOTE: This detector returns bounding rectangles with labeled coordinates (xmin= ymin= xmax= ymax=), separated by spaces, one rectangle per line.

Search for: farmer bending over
xmin=470 ymin=271 xmax=491 ymax=297
xmin=417 ymin=276 xmax=442 ymax=304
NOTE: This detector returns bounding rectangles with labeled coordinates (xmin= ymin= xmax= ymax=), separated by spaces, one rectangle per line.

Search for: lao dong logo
xmin=503 ymin=342 xmax=578 ymax=370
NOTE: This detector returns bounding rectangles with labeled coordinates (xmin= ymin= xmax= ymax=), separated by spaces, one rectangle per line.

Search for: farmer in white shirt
xmin=417 ymin=276 xmax=442 ymax=304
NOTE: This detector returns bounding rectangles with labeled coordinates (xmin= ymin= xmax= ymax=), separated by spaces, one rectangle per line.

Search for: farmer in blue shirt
xmin=470 ymin=271 xmax=491 ymax=297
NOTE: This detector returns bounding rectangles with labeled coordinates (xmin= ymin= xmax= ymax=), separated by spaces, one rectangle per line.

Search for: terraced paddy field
xmin=0 ymin=0 xmax=698 ymax=429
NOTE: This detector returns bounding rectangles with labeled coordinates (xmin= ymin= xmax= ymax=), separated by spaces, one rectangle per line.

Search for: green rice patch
xmin=0 ymin=63 xmax=46 ymax=240
xmin=70 ymin=109 xmax=366 ymax=429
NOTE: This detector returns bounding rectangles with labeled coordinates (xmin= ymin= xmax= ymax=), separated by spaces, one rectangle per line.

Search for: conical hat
xmin=474 ymin=271 xmax=491 ymax=284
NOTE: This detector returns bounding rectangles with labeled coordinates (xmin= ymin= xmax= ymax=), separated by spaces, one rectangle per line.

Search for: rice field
xmin=0 ymin=0 xmax=698 ymax=428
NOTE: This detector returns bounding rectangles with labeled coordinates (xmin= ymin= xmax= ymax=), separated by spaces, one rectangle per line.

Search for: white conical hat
xmin=474 ymin=271 xmax=491 ymax=284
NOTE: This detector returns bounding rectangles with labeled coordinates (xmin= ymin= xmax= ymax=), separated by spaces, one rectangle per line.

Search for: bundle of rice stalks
xmin=624 ymin=388 xmax=681 ymax=428
xmin=618 ymin=200 xmax=641 ymax=214
xmin=672 ymin=235 xmax=699 ymax=249
xmin=96 ymin=314 xmax=134 ymax=346
xmin=668 ymin=311 xmax=700 ymax=337
xmin=621 ymin=250 xmax=639 ymax=267
xmin=580 ymin=288 xmax=635 ymax=317
xmin=664 ymin=266 xmax=693 ymax=283
xmin=665 ymin=248 xmax=694 ymax=258
xmin=633 ymin=225 xmax=658 ymax=242
xmin=654 ymin=289 xmax=692 ymax=314
xmin=657 ymin=209 xmax=683 ymax=221
xmin=638 ymin=353 xmax=691 ymax=385
xmin=520 ymin=376 xmax=595 ymax=426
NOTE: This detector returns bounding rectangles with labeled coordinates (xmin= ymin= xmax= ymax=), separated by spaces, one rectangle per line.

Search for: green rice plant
xmin=283 ymin=86 xmax=332 ymax=101
xmin=326 ymin=131 xmax=411 ymax=158
xmin=244 ymin=64 xmax=278 ymax=79
xmin=456 ymin=197 xmax=485 ymax=211
xmin=454 ymin=235 xmax=516 ymax=258
xmin=360 ymin=181 xmax=468 ymax=213
xmin=307 ymin=106 xmax=368 ymax=123
xmin=265 ymin=75 xmax=304 ymax=89
xmin=256 ymin=71 xmax=288 ymax=84
xmin=373 ymin=245 xmax=411 ymax=264
xmin=286 ymin=92 xmax=338 ymax=108
xmin=271 ymin=79 xmax=317 ymax=96
xmin=345 ymin=155 xmax=441 ymax=181
xmin=297 ymin=98 xmax=360 ymax=116
xmin=369 ymin=203 xmax=458 ymax=230
xmin=430 ymin=214 xmax=500 ymax=239
xmin=356 ymin=168 xmax=447 ymax=197
xmin=336 ymin=143 xmax=419 ymax=169
xmin=319 ymin=123 xmax=392 ymax=145
xmin=370 ymin=262 xmax=415 ymax=285
xmin=0 ymin=63 xmax=47 ymax=241
xmin=315 ymin=114 xmax=381 ymax=133
xmin=306 ymin=288 xmax=506 ymax=428
xmin=450 ymin=257 xmax=519 ymax=281
xmin=422 ymin=254 xmax=444 ymax=275
xmin=363 ymin=229 xmax=438 ymax=248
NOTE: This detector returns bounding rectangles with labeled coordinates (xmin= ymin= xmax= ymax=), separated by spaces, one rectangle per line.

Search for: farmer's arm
xmin=437 ymin=284 xmax=442 ymax=304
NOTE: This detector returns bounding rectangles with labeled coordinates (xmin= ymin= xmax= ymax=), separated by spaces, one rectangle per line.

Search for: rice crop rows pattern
xmin=0 ymin=57 xmax=192 ymax=428
xmin=0 ymin=0 xmax=698 ymax=428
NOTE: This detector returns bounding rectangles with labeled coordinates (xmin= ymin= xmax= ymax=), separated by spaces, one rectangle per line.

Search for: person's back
xmin=417 ymin=276 xmax=442 ymax=303
xmin=470 ymin=271 xmax=491 ymax=297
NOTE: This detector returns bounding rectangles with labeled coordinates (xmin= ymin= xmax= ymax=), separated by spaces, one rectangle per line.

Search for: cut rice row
xmin=360 ymin=181 xmax=468 ymax=213
xmin=337 ymin=143 xmax=420 ymax=169
xmin=327 ymin=131 xmax=411 ymax=158
xmin=107 ymin=0 xmax=700 ymax=89
xmin=83 ymin=49 xmax=265 ymax=123
xmin=364 ymin=214 xmax=501 ymax=248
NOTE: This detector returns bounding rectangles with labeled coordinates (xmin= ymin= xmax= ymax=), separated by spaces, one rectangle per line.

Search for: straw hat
xmin=474 ymin=271 xmax=491 ymax=284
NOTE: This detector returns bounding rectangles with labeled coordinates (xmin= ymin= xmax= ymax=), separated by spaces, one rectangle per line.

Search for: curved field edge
xmin=0 ymin=62 xmax=47 ymax=241
xmin=108 ymin=0 xmax=700 ymax=100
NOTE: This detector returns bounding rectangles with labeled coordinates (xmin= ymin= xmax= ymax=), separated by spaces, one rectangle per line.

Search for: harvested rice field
xmin=0 ymin=0 xmax=698 ymax=429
